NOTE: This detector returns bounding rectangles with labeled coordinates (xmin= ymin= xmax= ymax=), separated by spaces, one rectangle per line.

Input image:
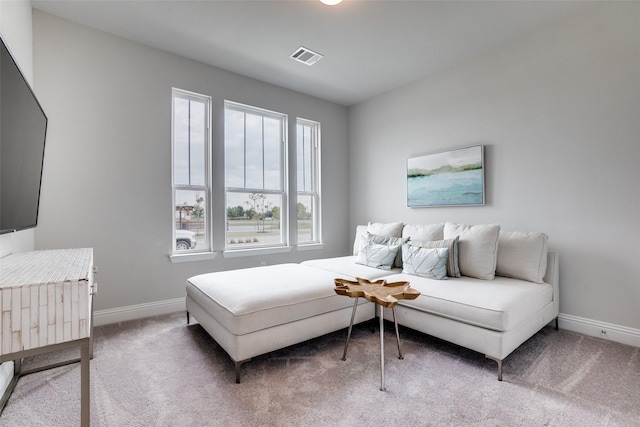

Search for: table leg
xmin=392 ymin=307 xmax=403 ymax=360
xmin=379 ymin=304 xmax=385 ymax=391
xmin=80 ymin=341 xmax=90 ymax=427
xmin=341 ymin=298 xmax=359 ymax=361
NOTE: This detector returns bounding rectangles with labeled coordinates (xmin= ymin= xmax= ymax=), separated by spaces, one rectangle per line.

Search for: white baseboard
xmin=93 ymin=299 xmax=640 ymax=349
xmin=94 ymin=297 xmax=185 ymax=327
xmin=558 ymin=313 xmax=640 ymax=348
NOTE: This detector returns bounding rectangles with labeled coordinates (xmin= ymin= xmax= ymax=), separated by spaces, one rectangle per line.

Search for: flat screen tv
xmin=0 ymin=36 xmax=48 ymax=234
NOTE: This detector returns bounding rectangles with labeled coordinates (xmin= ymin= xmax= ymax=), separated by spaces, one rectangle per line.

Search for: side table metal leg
xmin=379 ymin=304 xmax=385 ymax=391
xmin=392 ymin=307 xmax=403 ymax=360
xmin=342 ymin=298 xmax=359 ymax=361
xmin=80 ymin=341 xmax=90 ymax=427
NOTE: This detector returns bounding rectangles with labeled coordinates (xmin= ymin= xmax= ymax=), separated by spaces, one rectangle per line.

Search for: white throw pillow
xmin=443 ymin=222 xmax=500 ymax=280
xmin=356 ymin=241 xmax=401 ymax=270
xmin=496 ymin=230 xmax=548 ymax=283
xmin=402 ymin=223 xmax=444 ymax=241
xmin=401 ymin=244 xmax=448 ymax=280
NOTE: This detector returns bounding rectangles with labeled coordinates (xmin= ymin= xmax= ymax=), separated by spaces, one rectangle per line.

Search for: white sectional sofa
xmin=186 ymin=222 xmax=558 ymax=382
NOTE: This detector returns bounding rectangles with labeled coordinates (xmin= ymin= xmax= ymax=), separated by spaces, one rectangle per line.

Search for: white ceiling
xmin=31 ymin=0 xmax=594 ymax=106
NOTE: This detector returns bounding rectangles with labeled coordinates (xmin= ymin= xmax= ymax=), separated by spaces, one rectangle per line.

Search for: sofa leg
xmin=234 ymin=359 xmax=251 ymax=384
xmin=186 ymin=311 xmax=190 ymax=324
xmin=486 ymin=356 xmax=503 ymax=381
xmin=235 ymin=361 xmax=243 ymax=384
xmin=555 ymin=317 xmax=559 ymax=331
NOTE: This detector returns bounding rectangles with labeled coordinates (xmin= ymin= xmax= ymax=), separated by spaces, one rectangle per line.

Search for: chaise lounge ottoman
xmin=185 ymin=263 xmax=375 ymax=382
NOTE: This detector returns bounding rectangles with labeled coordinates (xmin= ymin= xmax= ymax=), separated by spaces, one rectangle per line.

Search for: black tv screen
xmin=0 ymin=36 xmax=48 ymax=234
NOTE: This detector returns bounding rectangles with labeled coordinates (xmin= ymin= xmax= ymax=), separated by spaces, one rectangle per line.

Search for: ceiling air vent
xmin=290 ymin=46 xmax=323 ymax=66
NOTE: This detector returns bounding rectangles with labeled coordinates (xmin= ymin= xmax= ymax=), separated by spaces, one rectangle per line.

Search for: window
xmin=296 ymin=119 xmax=321 ymax=244
xmin=172 ymin=89 xmax=211 ymax=253
xmin=224 ymin=101 xmax=287 ymax=249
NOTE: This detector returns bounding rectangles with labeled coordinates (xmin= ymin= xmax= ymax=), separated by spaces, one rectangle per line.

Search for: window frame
xmin=296 ymin=118 xmax=322 ymax=245
xmin=170 ymin=88 xmax=213 ymax=258
xmin=223 ymin=100 xmax=289 ymax=252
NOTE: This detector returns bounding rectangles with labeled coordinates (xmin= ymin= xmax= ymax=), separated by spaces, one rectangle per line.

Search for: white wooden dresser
xmin=0 ymin=248 xmax=95 ymax=426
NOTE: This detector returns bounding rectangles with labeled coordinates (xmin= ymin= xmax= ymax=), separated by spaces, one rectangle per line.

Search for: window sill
xmin=169 ymin=251 xmax=217 ymax=264
xmin=296 ymin=243 xmax=325 ymax=252
xmin=223 ymin=246 xmax=293 ymax=258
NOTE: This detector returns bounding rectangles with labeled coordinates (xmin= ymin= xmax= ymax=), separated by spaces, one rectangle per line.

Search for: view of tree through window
xmin=224 ymin=102 xmax=286 ymax=248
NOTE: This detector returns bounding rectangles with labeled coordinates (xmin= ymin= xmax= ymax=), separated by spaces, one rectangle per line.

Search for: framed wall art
xmin=407 ymin=145 xmax=484 ymax=207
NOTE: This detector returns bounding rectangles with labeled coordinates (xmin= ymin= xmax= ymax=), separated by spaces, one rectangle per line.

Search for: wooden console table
xmin=0 ymin=248 xmax=96 ymax=426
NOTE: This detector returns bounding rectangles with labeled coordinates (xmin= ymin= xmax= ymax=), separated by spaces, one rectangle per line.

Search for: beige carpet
xmin=1 ymin=311 xmax=638 ymax=426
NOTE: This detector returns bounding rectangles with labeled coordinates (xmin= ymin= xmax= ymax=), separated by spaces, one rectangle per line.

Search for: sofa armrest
xmin=544 ymin=250 xmax=560 ymax=317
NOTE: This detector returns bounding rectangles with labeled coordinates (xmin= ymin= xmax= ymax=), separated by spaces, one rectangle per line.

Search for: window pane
xmin=297 ymin=194 xmax=313 ymax=243
xmin=173 ymin=97 xmax=190 ymax=186
xmin=175 ymin=189 xmax=207 ymax=251
xmin=297 ymin=124 xmax=312 ymax=192
xmin=225 ymin=108 xmax=246 ymax=188
xmin=226 ymin=191 xmax=283 ymax=247
xmin=245 ymin=113 xmax=264 ymax=189
xmin=263 ymin=117 xmax=282 ymax=190
xmin=189 ymin=101 xmax=206 ymax=187
xmin=173 ymin=97 xmax=206 ymax=187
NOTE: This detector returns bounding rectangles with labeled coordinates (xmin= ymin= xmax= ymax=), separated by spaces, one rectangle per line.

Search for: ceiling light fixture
xmin=320 ymin=0 xmax=343 ymax=5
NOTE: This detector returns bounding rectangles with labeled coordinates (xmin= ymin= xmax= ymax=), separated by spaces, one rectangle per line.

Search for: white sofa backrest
xmin=402 ymin=223 xmax=444 ymax=241
xmin=496 ymin=230 xmax=549 ymax=284
xmin=353 ymin=222 xmax=556 ymax=285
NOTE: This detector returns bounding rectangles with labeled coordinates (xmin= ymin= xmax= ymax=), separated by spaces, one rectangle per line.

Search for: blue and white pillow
xmin=360 ymin=232 xmax=408 ymax=267
xmin=408 ymin=236 xmax=460 ymax=278
xmin=356 ymin=241 xmax=401 ymax=270
xmin=401 ymin=244 xmax=449 ymax=280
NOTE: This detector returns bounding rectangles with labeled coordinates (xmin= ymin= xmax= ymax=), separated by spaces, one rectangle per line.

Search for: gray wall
xmin=33 ymin=11 xmax=350 ymax=313
xmin=0 ymin=0 xmax=36 ymax=258
xmin=349 ymin=3 xmax=640 ymax=331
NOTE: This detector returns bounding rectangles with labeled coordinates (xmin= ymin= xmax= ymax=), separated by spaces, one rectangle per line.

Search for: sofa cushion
xmin=352 ymin=225 xmax=368 ymax=255
xmin=186 ymin=264 xmax=361 ymax=336
xmin=407 ymin=237 xmax=460 ymax=278
xmin=384 ymin=273 xmax=553 ymax=331
xmin=367 ymin=221 xmax=404 ymax=237
xmin=496 ymin=230 xmax=548 ymax=283
xmin=356 ymin=241 xmax=401 ymax=270
xmin=301 ymin=256 xmax=401 ymax=280
xmin=402 ymin=223 xmax=444 ymax=241
xmin=444 ymin=222 xmax=500 ymax=280
xmin=401 ymin=245 xmax=448 ymax=280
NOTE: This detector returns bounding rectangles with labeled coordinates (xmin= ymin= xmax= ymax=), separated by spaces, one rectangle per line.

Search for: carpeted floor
xmin=0 ymin=311 xmax=638 ymax=426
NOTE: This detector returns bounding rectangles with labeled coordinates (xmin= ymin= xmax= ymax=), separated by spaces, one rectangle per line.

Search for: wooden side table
xmin=0 ymin=248 xmax=96 ymax=426
xmin=334 ymin=277 xmax=419 ymax=391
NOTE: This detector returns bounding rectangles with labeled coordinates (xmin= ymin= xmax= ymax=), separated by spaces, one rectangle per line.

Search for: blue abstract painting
xmin=407 ymin=145 xmax=484 ymax=207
